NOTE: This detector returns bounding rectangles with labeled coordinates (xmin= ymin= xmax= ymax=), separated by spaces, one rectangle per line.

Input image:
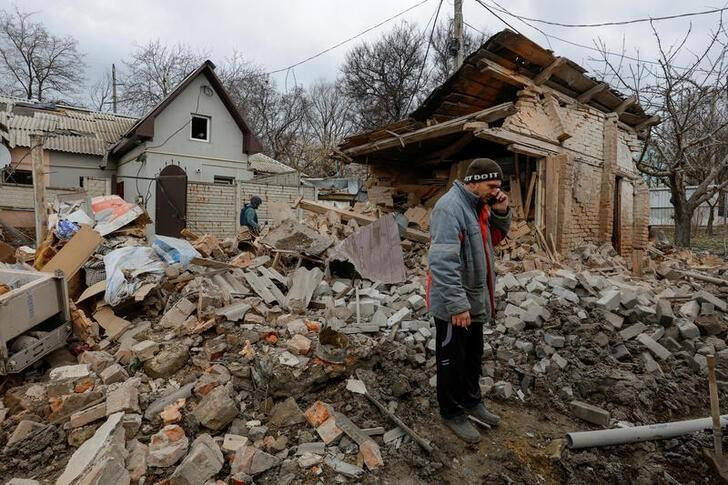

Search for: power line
xmin=480 ymin=6 xmax=728 ymax=29
xmin=405 ymin=0 xmax=444 ymax=113
xmin=473 ymin=0 xmax=522 ymax=35
xmin=473 ymin=0 xmax=719 ymax=72
xmin=265 ymin=0 xmax=432 ymax=76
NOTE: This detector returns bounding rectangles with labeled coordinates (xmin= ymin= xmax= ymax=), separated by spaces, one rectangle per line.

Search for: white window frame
xmin=190 ymin=114 xmax=211 ymax=142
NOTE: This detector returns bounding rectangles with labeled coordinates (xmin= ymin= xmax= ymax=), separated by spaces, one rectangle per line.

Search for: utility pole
xmin=112 ymin=64 xmax=118 ymax=114
xmin=454 ymin=0 xmax=464 ymax=70
xmin=31 ymin=135 xmax=48 ymax=247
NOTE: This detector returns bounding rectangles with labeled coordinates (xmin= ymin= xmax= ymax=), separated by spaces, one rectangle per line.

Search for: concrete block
xmin=641 ymin=352 xmax=663 ymax=375
xmin=596 ymin=290 xmax=620 ymax=311
xmin=49 ymin=364 xmax=90 ymax=381
xmin=493 ymin=381 xmax=513 ymax=399
xmin=637 ymin=334 xmax=672 ymax=360
xmin=387 ymin=307 xmax=412 ymax=328
xmin=149 ymin=425 xmax=189 ymax=468
xmin=407 ymin=294 xmax=426 ymax=311
xmin=504 ymin=317 xmax=526 ymax=334
xmin=99 ymin=363 xmax=128 ymax=385
xmin=701 ymin=303 xmax=715 ymax=316
xmin=655 ymin=299 xmax=675 ymax=326
xmin=160 ymin=298 xmax=196 ymax=328
xmin=677 ymin=319 xmax=701 ymax=340
xmin=619 ymin=323 xmax=647 ymax=341
xmin=544 ymin=333 xmax=565 ymax=348
xmin=552 ymin=286 xmax=579 ymax=304
xmin=78 ymin=351 xmax=115 ymax=373
xmin=679 ymin=300 xmax=700 ymax=320
xmin=106 ymin=384 xmax=140 ymax=415
xmin=551 ymin=352 xmax=568 ymax=369
xmin=296 ymin=442 xmax=326 ymax=455
xmin=69 ymin=402 xmax=107 ymax=428
xmin=193 ymin=385 xmax=238 ymax=431
xmin=694 ymin=290 xmax=727 ymax=312
xmin=602 ymin=311 xmax=624 ymax=329
xmin=170 ymin=433 xmax=224 ymax=485
xmin=231 ymin=445 xmax=280 ymax=476
xmin=570 ymin=400 xmax=610 ymax=426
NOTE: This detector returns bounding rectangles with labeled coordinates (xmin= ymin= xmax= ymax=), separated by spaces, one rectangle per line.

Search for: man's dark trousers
xmin=434 ymin=317 xmax=484 ymax=418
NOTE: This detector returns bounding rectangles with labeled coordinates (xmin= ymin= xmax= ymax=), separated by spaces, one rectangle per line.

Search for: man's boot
xmin=465 ymin=402 xmax=500 ymax=426
xmin=443 ymin=414 xmax=481 ymax=443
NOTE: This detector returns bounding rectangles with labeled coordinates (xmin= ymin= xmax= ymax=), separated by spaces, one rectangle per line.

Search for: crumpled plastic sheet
xmin=55 ymin=220 xmax=80 ymax=240
xmin=104 ymin=246 xmax=166 ymax=306
xmin=152 ymin=235 xmax=200 ymax=268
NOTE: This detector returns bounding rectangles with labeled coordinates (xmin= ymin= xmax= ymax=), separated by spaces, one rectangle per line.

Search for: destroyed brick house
xmin=338 ymin=29 xmax=660 ymax=261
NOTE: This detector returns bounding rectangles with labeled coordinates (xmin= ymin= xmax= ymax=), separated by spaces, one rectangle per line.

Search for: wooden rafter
xmin=342 ymin=102 xmax=515 ymax=158
xmin=614 ymin=95 xmax=637 ymax=115
xmin=634 ymin=115 xmax=661 ymax=131
xmin=576 ymin=82 xmax=608 ymax=103
xmin=533 ymin=57 xmax=566 ymax=85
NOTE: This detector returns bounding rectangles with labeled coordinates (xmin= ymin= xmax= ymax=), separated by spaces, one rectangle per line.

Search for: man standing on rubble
xmin=427 ymin=158 xmax=511 ymax=444
xmin=240 ymin=195 xmax=263 ymax=235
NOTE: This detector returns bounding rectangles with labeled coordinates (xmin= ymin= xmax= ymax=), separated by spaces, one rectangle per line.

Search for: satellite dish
xmin=0 ymin=144 xmax=10 ymax=168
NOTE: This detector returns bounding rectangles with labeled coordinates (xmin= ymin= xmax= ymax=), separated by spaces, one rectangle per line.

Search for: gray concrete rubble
xmin=2 ymin=208 xmax=728 ymax=484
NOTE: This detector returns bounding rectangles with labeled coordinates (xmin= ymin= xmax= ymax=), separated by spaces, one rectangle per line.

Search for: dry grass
xmin=660 ymin=224 xmax=728 ymax=255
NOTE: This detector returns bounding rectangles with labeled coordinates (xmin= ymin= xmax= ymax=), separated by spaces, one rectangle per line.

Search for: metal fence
xmin=649 ymin=185 xmax=727 ymax=226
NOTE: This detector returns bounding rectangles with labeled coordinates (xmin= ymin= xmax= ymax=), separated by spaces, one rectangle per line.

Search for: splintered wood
xmin=495 ymin=221 xmax=555 ymax=271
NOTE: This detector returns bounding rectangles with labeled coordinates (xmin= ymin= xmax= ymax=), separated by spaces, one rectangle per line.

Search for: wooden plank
xmin=42 ymin=226 xmax=103 ymax=279
xmin=298 ymin=199 xmax=429 ymax=243
xmin=634 ymin=115 xmax=661 ymax=132
xmin=31 ymin=135 xmax=48 ymax=248
xmin=343 ymin=102 xmax=515 ymax=158
xmin=533 ymin=57 xmax=566 ymax=85
xmin=542 ymin=155 xmax=560 ymax=249
xmin=524 ymin=173 xmax=537 ymax=219
xmin=577 ymin=82 xmax=608 ymax=103
xmin=509 ymin=175 xmax=524 ymax=220
xmin=475 ymin=127 xmax=561 ymax=154
xmin=614 ymin=94 xmax=637 ymax=115
xmin=507 ymin=143 xmax=550 ymax=158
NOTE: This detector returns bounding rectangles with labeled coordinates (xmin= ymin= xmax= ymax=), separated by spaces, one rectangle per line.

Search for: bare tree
xmin=341 ymin=21 xmax=428 ymax=130
xmin=87 ymin=70 xmax=113 ymax=112
xmin=120 ymin=40 xmax=204 ymax=115
xmin=0 ymin=6 xmax=85 ymax=101
xmin=594 ymin=19 xmax=728 ymax=247
xmin=306 ymin=79 xmax=354 ymax=149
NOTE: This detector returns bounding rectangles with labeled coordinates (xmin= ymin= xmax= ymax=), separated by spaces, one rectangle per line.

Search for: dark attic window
xmin=190 ymin=114 xmax=210 ymax=141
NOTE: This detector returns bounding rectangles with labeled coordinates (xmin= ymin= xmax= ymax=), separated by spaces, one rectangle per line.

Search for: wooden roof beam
xmin=342 ymin=102 xmax=516 ymax=158
xmin=533 ymin=57 xmax=566 ymax=85
xmin=614 ymin=94 xmax=637 ymax=115
xmin=634 ymin=115 xmax=661 ymax=132
xmin=577 ymin=82 xmax=608 ymax=103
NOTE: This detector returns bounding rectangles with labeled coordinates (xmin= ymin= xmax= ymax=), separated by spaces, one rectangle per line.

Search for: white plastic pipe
xmin=567 ymin=415 xmax=728 ymax=449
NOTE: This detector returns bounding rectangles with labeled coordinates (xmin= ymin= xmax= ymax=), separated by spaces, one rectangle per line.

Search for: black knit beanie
xmin=463 ymin=158 xmax=503 ymax=183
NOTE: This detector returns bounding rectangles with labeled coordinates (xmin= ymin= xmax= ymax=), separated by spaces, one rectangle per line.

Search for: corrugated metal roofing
xmin=248 ymin=153 xmax=296 ymax=174
xmin=0 ymin=95 xmax=137 ymax=156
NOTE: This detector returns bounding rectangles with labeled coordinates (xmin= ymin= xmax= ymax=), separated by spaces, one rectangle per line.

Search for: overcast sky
xmin=4 ymin=0 xmax=727 ymax=96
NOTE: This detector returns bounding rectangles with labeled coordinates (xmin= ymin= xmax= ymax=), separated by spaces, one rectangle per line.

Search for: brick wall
xmin=186 ymin=182 xmax=238 ymax=239
xmin=632 ymin=181 xmax=650 ymax=250
xmin=503 ymin=93 xmax=649 ymax=255
xmin=83 ymin=177 xmax=109 ymax=198
xmin=558 ymin=161 xmax=604 ymax=252
xmin=186 ymin=180 xmax=317 ymax=239
xmin=0 ymin=183 xmax=79 ymax=209
xmin=598 ymin=113 xmax=619 ymax=242
xmin=240 ymin=181 xmax=316 ymax=224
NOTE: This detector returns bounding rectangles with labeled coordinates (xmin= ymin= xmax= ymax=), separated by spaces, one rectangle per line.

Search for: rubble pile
xmin=1 ymin=194 xmax=728 ymax=483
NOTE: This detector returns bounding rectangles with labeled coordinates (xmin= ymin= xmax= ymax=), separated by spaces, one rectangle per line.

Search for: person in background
xmin=240 ymin=195 xmax=262 ymax=235
xmin=427 ymin=158 xmax=511 ymax=444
